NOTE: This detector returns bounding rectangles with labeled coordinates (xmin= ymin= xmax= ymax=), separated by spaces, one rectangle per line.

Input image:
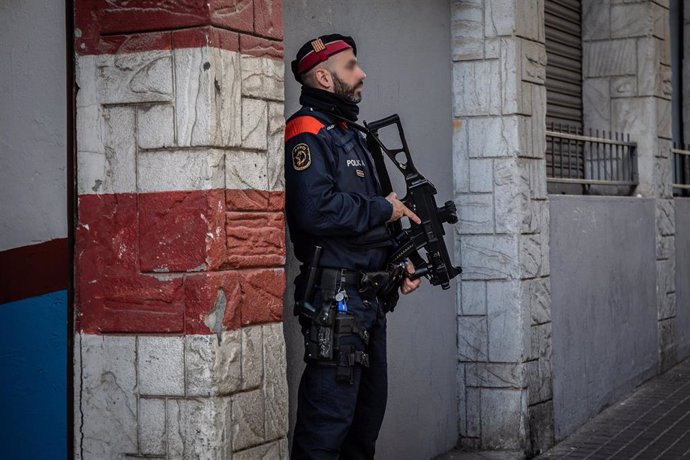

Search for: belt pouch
xmin=334 ymin=315 xmax=355 ymax=335
xmin=336 ymin=344 xmax=355 ymax=384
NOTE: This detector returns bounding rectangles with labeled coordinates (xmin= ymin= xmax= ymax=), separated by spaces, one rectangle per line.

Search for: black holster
xmin=305 ymin=300 xmax=336 ymax=361
xmin=303 ymin=292 xmax=371 ymax=385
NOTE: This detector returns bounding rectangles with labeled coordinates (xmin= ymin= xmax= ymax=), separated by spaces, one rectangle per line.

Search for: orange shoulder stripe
xmin=285 ymin=115 xmax=325 ymax=142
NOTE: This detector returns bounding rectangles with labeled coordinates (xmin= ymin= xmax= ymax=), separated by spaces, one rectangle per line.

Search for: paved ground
xmin=436 ymin=358 xmax=690 ymax=460
xmin=540 ymin=358 xmax=690 ymax=459
xmin=433 ymin=449 xmax=524 ymax=459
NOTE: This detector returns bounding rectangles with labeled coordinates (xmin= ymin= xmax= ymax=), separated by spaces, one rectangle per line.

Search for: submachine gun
xmin=362 ymin=114 xmax=462 ymax=311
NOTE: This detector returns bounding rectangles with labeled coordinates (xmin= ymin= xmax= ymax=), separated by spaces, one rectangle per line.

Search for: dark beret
xmin=291 ymin=34 xmax=357 ymax=84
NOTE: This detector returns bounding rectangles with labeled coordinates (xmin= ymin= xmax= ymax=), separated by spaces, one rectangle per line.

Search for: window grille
xmin=546 ymin=123 xmax=638 ymax=193
xmin=672 ymin=145 xmax=690 ymax=192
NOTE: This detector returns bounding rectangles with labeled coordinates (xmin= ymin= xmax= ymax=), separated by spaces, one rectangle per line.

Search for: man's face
xmin=328 ymin=49 xmax=366 ymax=103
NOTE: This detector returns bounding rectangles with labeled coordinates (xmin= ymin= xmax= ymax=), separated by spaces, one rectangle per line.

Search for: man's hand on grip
xmin=401 ymin=262 xmax=421 ymax=295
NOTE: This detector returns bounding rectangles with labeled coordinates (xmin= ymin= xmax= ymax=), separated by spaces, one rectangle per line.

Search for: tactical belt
xmin=318 ymin=266 xmax=398 ymax=305
xmin=318 ymin=267 xmax=363 ymax=290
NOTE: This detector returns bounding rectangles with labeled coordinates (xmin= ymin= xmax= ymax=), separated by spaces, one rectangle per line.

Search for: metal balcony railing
xmin=546 ymin=124 xmax=638 ymax=190
xmin=672 ymin=145 xmax=690 ymax=192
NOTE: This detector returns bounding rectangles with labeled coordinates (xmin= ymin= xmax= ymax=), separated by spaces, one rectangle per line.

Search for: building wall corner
xmin=72 ymin=2 xmax=289 ymax=458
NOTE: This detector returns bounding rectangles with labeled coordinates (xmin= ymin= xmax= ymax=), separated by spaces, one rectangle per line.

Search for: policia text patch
xmin=292 ymin=143 xmax=311 ymax=171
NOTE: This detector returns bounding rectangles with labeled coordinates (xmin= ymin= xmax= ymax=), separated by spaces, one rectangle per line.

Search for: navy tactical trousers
xmin=291 ymin=293 xmax=388 ymax=460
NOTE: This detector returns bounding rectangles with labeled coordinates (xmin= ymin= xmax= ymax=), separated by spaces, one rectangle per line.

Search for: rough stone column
xmin=582 ymin=0 xmax=676 ymax=371
xmin=451 ymin=0 xmax=553 ymax=453
xmin=73 ymin=2 xmax=288 ymax=458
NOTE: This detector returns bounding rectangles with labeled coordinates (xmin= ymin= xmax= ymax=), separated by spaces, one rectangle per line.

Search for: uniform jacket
xmin=284 ymin=106 xmax=394 ymax=274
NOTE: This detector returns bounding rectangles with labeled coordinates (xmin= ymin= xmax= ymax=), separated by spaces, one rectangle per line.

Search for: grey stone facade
xmin=452 ymin=0 xmax=552 ymax=453
xmin=452 ymin=0 xmax=687 ymax=453
xmin=582 ymin=0 xmax=677 ymax=371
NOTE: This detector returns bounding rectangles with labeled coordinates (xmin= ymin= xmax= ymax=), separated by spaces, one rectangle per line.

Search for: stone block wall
xmin=73 ymin=2 xmax=288 ymax=458
xmin=451 ymin=0 xmax=553 ymax=453
xmin=582 ymin=0 xmax=676 ymax=371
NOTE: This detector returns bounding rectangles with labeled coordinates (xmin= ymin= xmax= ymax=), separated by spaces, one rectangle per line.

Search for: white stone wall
xmin=75 ymin=325 xmax=288 ymax=459
xmin=452 ymin=0 xmax=552 ymax=453
xmin=75 ymin=49 xmax=285 ymax=196
xmin=582 ymin=0 xmax=677 ymax=371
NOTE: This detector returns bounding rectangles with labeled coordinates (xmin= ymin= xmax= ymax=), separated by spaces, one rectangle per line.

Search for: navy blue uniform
xmin=285 ymin=106 xmax=393 ymax=459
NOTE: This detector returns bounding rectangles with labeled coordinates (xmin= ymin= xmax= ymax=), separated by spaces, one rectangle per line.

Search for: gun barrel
xmin=408 ymin=266 xmax=429 ymax=281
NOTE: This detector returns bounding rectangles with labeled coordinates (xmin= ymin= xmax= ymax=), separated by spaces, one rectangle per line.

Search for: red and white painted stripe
xmin=75 ymin=3 xmax=286 ymax=334
xmin=74 ymin=2 xmax=289 ymax=457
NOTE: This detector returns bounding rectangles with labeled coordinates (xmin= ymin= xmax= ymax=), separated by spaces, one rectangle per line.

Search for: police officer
xmin=285 ymin=34 xmax=421 ymax=459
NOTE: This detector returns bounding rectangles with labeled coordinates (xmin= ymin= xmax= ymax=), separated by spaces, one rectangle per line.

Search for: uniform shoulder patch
xmin=292 ymin=143 xmax=311 ymax=171
xmin=285 ymin=116 xmax=325 ymax=142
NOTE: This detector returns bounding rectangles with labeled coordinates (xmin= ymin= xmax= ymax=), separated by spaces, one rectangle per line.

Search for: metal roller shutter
xmin=545 ymin=0 xmax=583 ymax=189
xmin=545 ymin=0 xmax=583 ymax=130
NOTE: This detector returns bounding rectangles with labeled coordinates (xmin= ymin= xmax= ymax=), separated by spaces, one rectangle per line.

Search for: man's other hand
xmin=401 ymin=262 xmax=422 ymax=295
xmin=385 ymin=192 xmax=421 ymax=224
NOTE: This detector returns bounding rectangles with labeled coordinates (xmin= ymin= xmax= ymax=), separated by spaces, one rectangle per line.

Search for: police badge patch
xmin=292 ymin=143 xmax=311 ymax=171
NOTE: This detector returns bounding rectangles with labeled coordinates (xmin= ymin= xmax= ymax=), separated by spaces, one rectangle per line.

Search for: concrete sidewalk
xmin=433 ymin=450 xmax=524 ymax=459
xmin=540 ymin=358 xmax=690 ymax=459
xmin=436 ymin=358 xmax=690 ymax=460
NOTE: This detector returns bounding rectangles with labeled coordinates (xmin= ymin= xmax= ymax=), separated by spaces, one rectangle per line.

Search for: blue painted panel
xmin=0 ymin=290 xmax=67 ymax=460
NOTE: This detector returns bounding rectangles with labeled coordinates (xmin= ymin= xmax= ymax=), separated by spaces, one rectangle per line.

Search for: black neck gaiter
xmin=299 ymin=86 xmax=360 ymax=122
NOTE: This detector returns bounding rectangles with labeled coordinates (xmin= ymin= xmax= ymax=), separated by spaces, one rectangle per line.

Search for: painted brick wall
xmin=73 ymin=2 xmax=289 ymax=458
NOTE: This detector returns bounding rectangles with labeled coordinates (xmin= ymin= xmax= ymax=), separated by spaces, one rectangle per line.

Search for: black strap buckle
xmin=355 ymin=351 xmax=370 ymax=368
